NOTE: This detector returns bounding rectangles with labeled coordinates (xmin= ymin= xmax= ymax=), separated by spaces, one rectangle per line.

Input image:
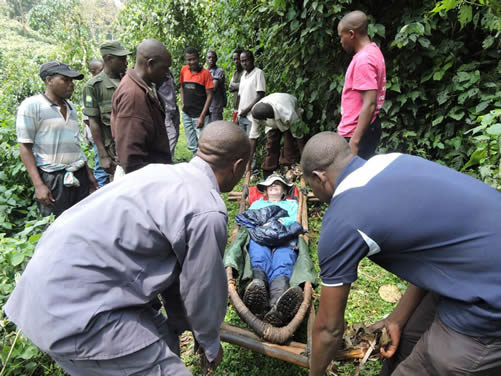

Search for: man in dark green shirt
xmin=83 ymin=41 xmax=131 ymax=185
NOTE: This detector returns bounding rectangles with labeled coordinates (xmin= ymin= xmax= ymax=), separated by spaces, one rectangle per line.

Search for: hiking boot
xmin=264 ymin=276 xmax=289 ymax=327
xmin=268 ymin=275 xmax=289 ymax=306
xmin=243 ymin=269 xmax=268 ymax=316
xmin=264 ymin=276 xmax=304 ymax=327
xmin=264 ymin=305 xmax=285 ymax=327
xmin=275 ymin=285 xmax=303 ymax=323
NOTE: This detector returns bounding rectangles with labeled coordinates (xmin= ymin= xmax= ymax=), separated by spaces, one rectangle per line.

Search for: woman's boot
xmin=264 ymin=276 xmax=303 ymax=327
xmin=243 ymin=269 xmax=269 ymax=317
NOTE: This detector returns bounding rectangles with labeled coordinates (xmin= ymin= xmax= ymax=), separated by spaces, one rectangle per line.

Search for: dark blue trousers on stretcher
xmin=248 ymin=240 xmax=297 ymax=283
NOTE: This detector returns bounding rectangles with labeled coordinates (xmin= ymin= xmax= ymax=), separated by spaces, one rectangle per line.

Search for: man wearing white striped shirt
xmin=16 ymin=61 xmax=97 ymax=217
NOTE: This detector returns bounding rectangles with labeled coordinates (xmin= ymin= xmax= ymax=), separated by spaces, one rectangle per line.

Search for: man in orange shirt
xmin=179 ymin=47 xmax=214 ymax=154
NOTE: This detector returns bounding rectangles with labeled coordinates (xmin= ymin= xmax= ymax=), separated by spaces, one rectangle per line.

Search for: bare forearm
xmin=228 ymin=81 xmax=239 ymax=92
xmin=310 ymin=321 xmax=344 ymax=376
xmin=388 ymin=284 xmax=426 ymax=327
xmin=310 ymin=285 xmax=350 ymax=376
xmin=352 ymin=102 xmax=376 ymax=143
xmin=19 ymin=144 xmax=44 ymax=188
xmin=200 ymin=92 xmax=213 ymax=119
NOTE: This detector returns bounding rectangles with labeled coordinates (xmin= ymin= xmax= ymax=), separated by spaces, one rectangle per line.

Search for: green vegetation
xmin=0 ymin=0 xmax=499 ymax=374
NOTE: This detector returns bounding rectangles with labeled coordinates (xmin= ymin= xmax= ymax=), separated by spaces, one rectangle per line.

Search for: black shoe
xmin=268 ymin=276 xmax=289 ymax=306
xmin=243 ymin=279 xmax=268 ymax=316
xmin=264 ymin=285 xmax=304 ymax=327
xmin=264 ymin=305 xmax=285 ymax=327
xmin=275 ymin=286 xmax=303 ymax=323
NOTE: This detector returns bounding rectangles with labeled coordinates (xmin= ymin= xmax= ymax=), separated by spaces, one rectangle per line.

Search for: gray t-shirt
xmin=5 ymin=157 xmax=228 ymax=362
xmin=208 ymin=66 xmax=226 ymax=113
xmin=157 ymin=72 xmax=178 ymax=114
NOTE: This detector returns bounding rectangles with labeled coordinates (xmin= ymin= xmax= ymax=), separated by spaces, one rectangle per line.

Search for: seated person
xmin=241 ymin=174 xmax=304 ymax=327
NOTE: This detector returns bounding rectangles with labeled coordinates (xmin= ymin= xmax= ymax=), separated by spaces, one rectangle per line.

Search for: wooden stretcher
xmin=221 ymin=172 xmax=371 ymax=368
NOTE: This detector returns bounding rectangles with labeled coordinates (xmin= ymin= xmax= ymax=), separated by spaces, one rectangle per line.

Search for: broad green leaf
xmin=20 ymin=345 xmax=39 ymax=360
xmin=479 ymin=165 xmax=493 ymax=179
xmin=449 ymin=109 xmax=465 ymax=121
xmin=461 ymin=147 xmax=487 ymax=171
xmin=476 ymin=102 xmax=490 ymax=113
xmin=29 ymin=233 xmax=41 ymax=243
xmin=11 ymin=252 xmax=24 ymax=266
xmin=437 ymin=91 xmax=449 ymax=105
xmin=390 ymin=82 xmax=401 ymax=93
xmin=458 ymin=5 xmax=473 ymax=28
xmin=418 ymin=37 xmax=431 ymax=48
xmin=482 ymin=36 xmax=495 ymax=49
xmin=432 ymin=116 xmax=444 ymax=126
xmin=487 ymin=123 xmax=501 ymax=136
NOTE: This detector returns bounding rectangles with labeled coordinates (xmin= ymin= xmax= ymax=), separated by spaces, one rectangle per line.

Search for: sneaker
xmin=243 ymin=279 xmax=268 ymax=316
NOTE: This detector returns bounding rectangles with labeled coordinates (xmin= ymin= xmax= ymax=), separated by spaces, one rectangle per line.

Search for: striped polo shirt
xmin=16 ymin=94 xmax=86 ymax=172
xmin=318 ymin=153 xmax=501 ymax=337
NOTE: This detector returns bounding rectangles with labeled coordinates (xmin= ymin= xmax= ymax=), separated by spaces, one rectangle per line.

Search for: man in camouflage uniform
xmin=83 ymin=41 xmax=131 ymax=186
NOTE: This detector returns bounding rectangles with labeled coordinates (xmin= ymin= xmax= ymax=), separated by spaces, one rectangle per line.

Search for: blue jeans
xmin=93 ymin=144 xmax=109 ymax=188
xmin=239 ymin=115 xmax=252 ymax=135
xmin=238 ymin=116 xmax=258 ymax=173
xmin=248 ymin=240 xmax=297 ymax=284
xmin=181 ymin=112 xmax=208 ymax=154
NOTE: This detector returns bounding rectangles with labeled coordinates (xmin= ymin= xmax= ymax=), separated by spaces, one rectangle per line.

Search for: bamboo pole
xmin=220 ymin=323 xmax=310 ymax=368
xmin=220 ymin=322 xmax=373 ymax=368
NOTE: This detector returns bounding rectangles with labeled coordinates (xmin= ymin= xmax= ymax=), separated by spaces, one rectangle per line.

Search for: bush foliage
xmin=0 ymin=1 xmax=499 ymax=374
xmin=117 ymin=0 xmax=500 ymax=187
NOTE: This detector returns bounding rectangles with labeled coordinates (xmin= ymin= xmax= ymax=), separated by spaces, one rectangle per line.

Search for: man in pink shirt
xmin=337 ymin=10 xmax=386 ymax=159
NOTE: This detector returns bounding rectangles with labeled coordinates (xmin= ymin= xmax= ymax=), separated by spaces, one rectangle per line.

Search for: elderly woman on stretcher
xmin=236 ymin=174 xmax=306 ymax=327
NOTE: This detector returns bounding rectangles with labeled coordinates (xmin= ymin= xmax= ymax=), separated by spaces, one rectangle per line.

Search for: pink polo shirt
xmin=338 ymin=42 xmax=386 ymax=137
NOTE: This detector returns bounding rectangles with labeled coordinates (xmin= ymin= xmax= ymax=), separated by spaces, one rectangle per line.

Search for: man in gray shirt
xmin=5 ymin=121 xmax=250 ymax=376
xmin=157 ymin=72 xmax=180 ymax=158
xmin=207 ymin=50 xmax=226 ymax=123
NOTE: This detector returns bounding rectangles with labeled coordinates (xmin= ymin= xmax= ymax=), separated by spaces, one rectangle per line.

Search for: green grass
xmin=175 ymin=124 xmax=404 ymax=375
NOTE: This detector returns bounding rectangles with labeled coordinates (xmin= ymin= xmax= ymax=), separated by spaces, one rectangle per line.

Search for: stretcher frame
xmin=222 ymin=173 xmax=368 ymax=368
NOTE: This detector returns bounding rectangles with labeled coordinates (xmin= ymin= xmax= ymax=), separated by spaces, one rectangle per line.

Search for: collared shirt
xmin=83 ymin=71 xmax=121 ymax=159
xmin=318 ymin=153 xmax=501 ymax=337
xmin=83 ymin=70 xmax=120 ymax=127
xmin=112 ymin=68 xmax=172 ymax=173
xmin=5 ymin=157 xmax=229 ymax=362
xmin=179 ymin=65 xmax=214 ymax=117
xmin=16 ymin=94 xmax=86 ymax=172
xmin=238 ymin=67 xmax=266 ymax=118
xmin=249 ymin=93 xmax=304 ymax=139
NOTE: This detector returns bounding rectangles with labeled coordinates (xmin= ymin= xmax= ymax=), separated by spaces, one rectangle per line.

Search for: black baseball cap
xmin=39 ymin=61 xmax=84 ymax=81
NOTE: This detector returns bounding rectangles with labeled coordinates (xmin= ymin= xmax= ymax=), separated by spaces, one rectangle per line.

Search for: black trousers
xmin=37 ymin=168 xmax=90 ymax=217
xmin=381 ymin=293 xmax=501 ymax=376
xmin=345 ymin=116 xmax=382 ymax=160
